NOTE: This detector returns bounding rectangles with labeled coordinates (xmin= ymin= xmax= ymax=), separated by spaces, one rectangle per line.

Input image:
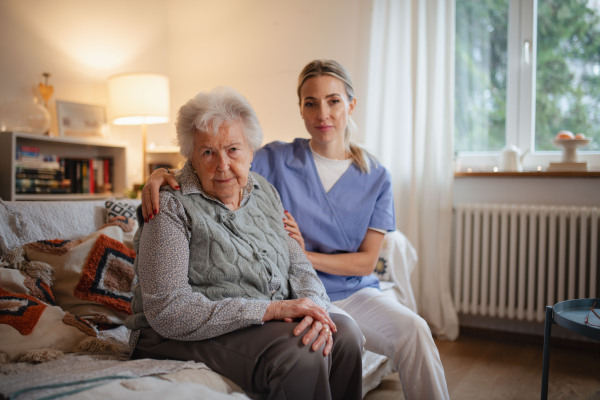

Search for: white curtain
xmin=362 ymin=0 xmax=459 ymax=340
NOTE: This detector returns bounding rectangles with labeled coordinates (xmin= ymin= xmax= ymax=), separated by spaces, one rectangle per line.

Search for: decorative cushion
xmin=105 ymin=200 xmax=138 ymax=221
xmin=0 ymin=283 xmax=97 ymax=363
xmin=104 ymin=200 xmax=139 ymax=249
xmin=73 ymin=233 xmax=136 ymax=315
xmin=0 ymin=287 xmax=47 ymax=335
xmin=0 ymin=267 xmax=55 ymax=306
xmin=374 ymin=255 xmax=391 ymax=282
xmin=22 ymin=225 xmax=137 ymax=327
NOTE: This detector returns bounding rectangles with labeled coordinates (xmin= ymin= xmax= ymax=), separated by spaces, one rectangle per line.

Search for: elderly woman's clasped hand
xmin=264 ymin=298 xmax=335 ymax=355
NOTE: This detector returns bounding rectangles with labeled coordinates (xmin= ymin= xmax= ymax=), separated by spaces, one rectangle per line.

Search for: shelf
xmin=11 ymin=132 xmax=126 ymax=148
xmin=14 ymin=193 xmax=123 ymax=201
xmin=146 ymin=147 xmax=185 ymax=174
xmin=455 ymin=171 xmax=600 ymax=178
xmin=0 ymin=131 xmax=127 ymax=201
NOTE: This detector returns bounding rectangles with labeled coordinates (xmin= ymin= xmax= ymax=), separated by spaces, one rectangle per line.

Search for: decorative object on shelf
xmin=547 ymin=131 xmax=592 ymax=172
xmin=108 ymin=73 xmax=170 ymax=181
xmin=500 ymin=144 xmax=528 ymax=172
xmin=38 ymin=72 xmax=54 ymax=108
xmin=0 ymin=99 xmax=51 ymax=135
xmin=56 ymin=100 xmax=107 ymax=139
xmin=552 ymin=134 xmax=591 ymax=162
xmin=38 ymin=72 xmax=55 ymax=137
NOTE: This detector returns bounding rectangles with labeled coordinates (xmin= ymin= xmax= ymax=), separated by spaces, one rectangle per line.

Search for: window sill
xmin=455 ymin=171 xmax=600 ymax=178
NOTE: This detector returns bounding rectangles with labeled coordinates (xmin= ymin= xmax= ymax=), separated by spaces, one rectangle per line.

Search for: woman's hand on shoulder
xmin=283 ymin=210 xmax=305 ymax=250
xmin=141 ymin=168 xmax=180 ymax=221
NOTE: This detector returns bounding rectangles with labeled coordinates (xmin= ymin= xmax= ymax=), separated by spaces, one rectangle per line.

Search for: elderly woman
xmin=125 ymin=87 xmax=363 ymax=400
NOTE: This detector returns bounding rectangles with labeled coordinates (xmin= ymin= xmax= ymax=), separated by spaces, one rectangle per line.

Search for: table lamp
xmin=108 ymin=73 xmax=170 ymax=180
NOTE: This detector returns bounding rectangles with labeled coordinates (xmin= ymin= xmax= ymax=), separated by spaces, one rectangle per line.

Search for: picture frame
xmin=56 ymin=100 xmax=107 ymax=139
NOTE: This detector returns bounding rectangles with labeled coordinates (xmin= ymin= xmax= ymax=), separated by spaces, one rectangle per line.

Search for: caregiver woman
xmin=126 ymin=86 xmax=364 ymax=400
xmin=142 ymin=60 xmax=449 ymax=400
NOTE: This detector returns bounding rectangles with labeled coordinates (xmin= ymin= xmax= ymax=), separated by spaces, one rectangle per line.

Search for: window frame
xmin=456 ymin=0 xmax=600 ymax=173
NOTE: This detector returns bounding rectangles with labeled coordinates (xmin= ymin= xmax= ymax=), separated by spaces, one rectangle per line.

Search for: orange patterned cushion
xmin=74 ymin=234 xmax=136 ymax=314
xmin=0 ymin=288 xmax=47 ymax=335
xmin=0 ymin=267 xmax=56 ymax=306
xmin=23 ymin=225 xmax=137 ymax=327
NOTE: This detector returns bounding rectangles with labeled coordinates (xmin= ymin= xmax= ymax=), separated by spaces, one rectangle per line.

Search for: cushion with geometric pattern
xmin=22 ymin=225 xmax=137 ymax=327
xmin=105 ymin=200 xmax=137 ymax=221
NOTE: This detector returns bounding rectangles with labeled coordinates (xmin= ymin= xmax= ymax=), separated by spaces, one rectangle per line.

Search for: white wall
xmin=166 ymin=0 xmax=371 ymax=146
xmin=0 ymin=0 xmax=371 ymax=188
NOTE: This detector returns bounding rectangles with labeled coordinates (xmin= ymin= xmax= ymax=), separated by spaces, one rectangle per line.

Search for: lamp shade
xmin=108 ymin=73 xmax=170 ymax=125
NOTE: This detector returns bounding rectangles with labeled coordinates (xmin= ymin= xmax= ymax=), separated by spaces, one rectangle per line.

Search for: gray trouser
xmin=132 ymin=313 xmax=363 ymax=400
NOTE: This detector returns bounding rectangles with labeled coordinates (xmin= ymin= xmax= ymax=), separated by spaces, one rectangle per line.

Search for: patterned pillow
xmin=105 ymin=200 xmax=138 ymax=221
xmin=22 ymin=225 xmax=137 ymax=327
xmin=0 ymin=270 xmax=97 ymax=363
xmin=0 ymin=267 xmax=55 ymax=306
xmin=104 ymin=200 xmax=139 ymax=249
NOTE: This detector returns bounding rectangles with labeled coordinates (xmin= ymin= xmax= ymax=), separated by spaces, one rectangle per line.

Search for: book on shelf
xmin=15 ymin=158 xmax=61 ymax=170
xmin=16 ymin=178 xmax=70 ymax=188
xmin=16 ymin=145 xmax=61 ymax=170
xmin=64 ymin=157 xmax=114 ymax=194
xmin=16 ymin=187 xmax=72 ymax=195
xmin=16 ymin=178 xmax=72 ymax=194
xmin=14 ymin=146 xmax=114 ymax=195
xmin=15 ymin=167 xmax=65 ymax=180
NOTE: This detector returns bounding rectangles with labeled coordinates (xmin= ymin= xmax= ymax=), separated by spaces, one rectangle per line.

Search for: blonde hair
xmin=297 ymin=59 xmax=374 ymax=173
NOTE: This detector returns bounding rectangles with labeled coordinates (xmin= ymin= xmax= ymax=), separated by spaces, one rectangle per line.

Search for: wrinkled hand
xmin=140 ymin=168 xmax=179 ymax=221
xmin=293 ymin=316 xmax=334 ymax=356
xmin=283 ymin=210 xmax=305 ymax=250
xmin=263 ymin=298 xmax=336 ymax=356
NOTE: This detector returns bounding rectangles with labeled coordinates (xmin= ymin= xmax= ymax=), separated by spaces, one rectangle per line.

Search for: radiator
xmin=452 ymin=203 xmax=599 ymax=322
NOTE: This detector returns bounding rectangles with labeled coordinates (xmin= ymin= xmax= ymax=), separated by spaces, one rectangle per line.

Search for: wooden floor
xmin=364 ymin=331 xmax=600 ymax=400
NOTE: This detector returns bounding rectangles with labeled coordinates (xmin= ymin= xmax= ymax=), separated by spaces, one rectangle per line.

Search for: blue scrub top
xmin=251 ymin=138 xmax=396 ymax=301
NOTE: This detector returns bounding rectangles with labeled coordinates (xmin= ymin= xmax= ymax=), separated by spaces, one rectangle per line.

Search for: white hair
xmin=176 ymin=87 xmax=263 ymax=158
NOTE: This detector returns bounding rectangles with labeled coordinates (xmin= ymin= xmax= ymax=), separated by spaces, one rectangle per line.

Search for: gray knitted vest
xmin=175 ymin=173 xmax=291 ymax=301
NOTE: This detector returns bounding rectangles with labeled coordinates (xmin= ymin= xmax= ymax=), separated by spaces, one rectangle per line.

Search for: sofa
xmin=0 ymin=199 xmax=419 ymax=399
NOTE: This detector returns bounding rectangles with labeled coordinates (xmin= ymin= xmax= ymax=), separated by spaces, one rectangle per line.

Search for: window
xmin=455 ymin=0 xmax=600 ymax=171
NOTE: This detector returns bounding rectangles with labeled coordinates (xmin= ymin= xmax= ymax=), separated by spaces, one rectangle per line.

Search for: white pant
xmin=333 ymin=287 xmax=449 ymax=400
